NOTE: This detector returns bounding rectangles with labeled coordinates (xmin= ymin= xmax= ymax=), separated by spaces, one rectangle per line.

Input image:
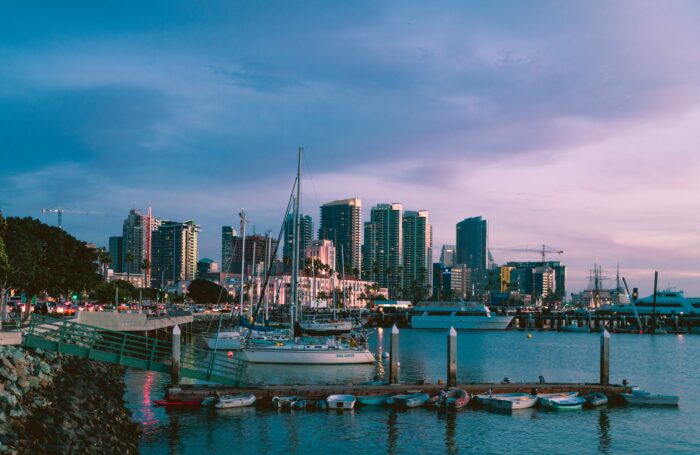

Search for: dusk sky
xmin=2 ymin=1 xmax=700 ymax=294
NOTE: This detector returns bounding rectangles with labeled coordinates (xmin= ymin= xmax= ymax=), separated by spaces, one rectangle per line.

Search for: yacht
xmin=204 ymin=329 xmax=289 ymax=350
xmin=298 ymin=318 xmax=353 ymax=335
xmin=605 ymin=289 xmax=699 ymax=315
xmin=411 ymin=301 xmax=514 ymax=330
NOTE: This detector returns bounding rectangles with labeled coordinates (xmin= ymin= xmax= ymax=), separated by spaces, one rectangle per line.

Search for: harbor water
xmin=124 ymin=330 xmax=700 ymax=454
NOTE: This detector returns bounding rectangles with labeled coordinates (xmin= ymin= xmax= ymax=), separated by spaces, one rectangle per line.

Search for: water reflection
xmin=387 ymin=409 xmax=398 ymax=455
xmin=444 ymin=410 xmax=458 ymax=455
xmin=597 ymin=408 xmax=612 ymax=454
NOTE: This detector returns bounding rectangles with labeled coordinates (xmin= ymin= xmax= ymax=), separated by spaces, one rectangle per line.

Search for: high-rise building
xmin=151 ymin=220 xmax=199 ymax=289
xmin=306 ymin=239 xmax=336 ymax=272
xmin=456 ymin=216 xmax=488 ymax=271
xmin=319 ymin=198 xmax=362 ymax=275
xmin=440 ymin=244 xmax=456 ymax=267
xmin=505 ymin=261 xmax=566 ymax=298
xmin=362 ymin=203 xmax=403 ymax=294
xmin=221 ymin=226 xmax=238 ymax=272
xmin=227 ymin=235 xmax=279 ymax=276
xmin=122 ymin=209 xmax=146 ymax=274
xmin=108 ymin=236 xmax=123 ymax=273
xmin=283 ymin=213 xmax=313 ymax=269
xmin=402 ymin=210 xmax=432 ymax=290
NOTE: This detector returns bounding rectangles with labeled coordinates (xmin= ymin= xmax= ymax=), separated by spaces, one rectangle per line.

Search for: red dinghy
xmin=153 ymin=400 xmax=202 ymax=407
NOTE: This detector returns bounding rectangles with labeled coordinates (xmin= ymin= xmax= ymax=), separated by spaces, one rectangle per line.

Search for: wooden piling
xmin=447 ymin=326 xmax=457 ymax=387
xmin=172 ymin=324 xmax=181 ymax=386
xmin=600 ymin=328 xmax=610 ymax=384
xmin=389 ymin=324 xmax=399 ymax=384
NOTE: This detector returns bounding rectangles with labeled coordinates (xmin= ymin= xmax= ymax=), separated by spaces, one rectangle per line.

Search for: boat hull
xmin=214 ymin=394 xmax=256 ymax=409
xmin=411 ymin=315 xmax=513 ymax=330
xmin=241 ymin=347 xmax=376 ymax=364
xmin=491 ymin=396 xmax=537 ymax=410
xmin=622 ymin=394 xmax=679 ymax=406
xmin=327 ymin=394 xmax=356 ymax=410
xmin=357 ymin=395 xmax=390 ymax=406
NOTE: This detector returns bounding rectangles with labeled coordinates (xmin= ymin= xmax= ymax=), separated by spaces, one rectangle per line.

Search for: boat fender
xmin=227 ymin=351 xmax=233 ymax=357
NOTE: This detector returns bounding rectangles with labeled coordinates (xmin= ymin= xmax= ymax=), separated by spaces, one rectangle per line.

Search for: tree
xmin=0 ymin=215 xmax=12 ymax=322
xmin=3 ymin=217 xmax=102 ymax=320
xmin=92 ymin=280 xmax=135 ymax=304
xmin=98 ymin=251 xmax=112 ymax=278
xmin=140 ymin=258 xmax=151 ymax=287
xmin=124 ymin=252 xmax=134 ymax=284
xmin=188 ymin=279 xmax=231 ymax=305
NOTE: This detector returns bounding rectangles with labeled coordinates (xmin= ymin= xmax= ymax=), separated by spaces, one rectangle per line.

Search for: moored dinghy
xmin=215 ymin=394 xmax=257 ymax=409
xmin=537 ymin=392 xmax=578 ymax=408
xmin=402 ymin=393 xmax=431 ymax=408
xmin=357 ymin=395 xmax=391 ymax=406
xmin=446 ymin=389 xmax=470 ymax=409
xmin=490 ymin=393 xmax=537 ymax=410
xmin=327 ymin=394 xmax=356 ymax=410
xmin=583 ymin=392 xmax=608 ymax=407
xmin=272 ymin=396 xmax=302 ymax=409
xmin=621 ymin=390 xmax=679 ymax=406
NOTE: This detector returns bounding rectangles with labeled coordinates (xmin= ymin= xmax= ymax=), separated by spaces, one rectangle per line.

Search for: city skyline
xmin=2 ymin=2 xmax=700 ymax=294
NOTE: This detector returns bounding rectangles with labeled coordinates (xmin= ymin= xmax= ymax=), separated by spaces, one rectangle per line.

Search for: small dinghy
xmin=214 ymin=394 xmax=256 ymax=409
xmin=490 ymin=393 xmax=537 ymax=410
xmin=357 ymin=395 xmax=391 ymax=406
xmin=386 ymin=394 xmax=408 ymax=406
xmin=272 ymin=396 xmax=302 ymax=409
xmin=434 ymin=389 xmax=470 ymax=409
xmin=539 ymin=394 xmax=585 ymax=410
xmin=153 ymin=400 xmax=202 ymax=407
xmin=394 ymin=393 xmax=430 ymax=408
xmin=583 ymin=392 xmax=608 ymax=407
xmin=326 ymin=394 xmax=356 ymax=410
xmin=537 ymin=392 xmax=578 ymax=408
xmin=622 ymin=390 xmax=679 ymax=406
xmin=476 ymin=392 xmax=531 ymax=408
xmin=201 ymin=397 xmax=218 ymax=407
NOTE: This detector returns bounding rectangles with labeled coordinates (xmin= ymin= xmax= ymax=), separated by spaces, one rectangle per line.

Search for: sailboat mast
xmin=341 ymin=244 xmax=346 ymax=311
xmin=235 ymin=209 xmax=247 ymax=319
xmin=290 ymin=148 xmax=302 ymax=336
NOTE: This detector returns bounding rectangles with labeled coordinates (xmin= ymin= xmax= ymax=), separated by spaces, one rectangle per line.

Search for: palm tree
xmin=124 ymin=252 xmax=134 ymax=292
xmin=98 ymin=251 xmax=112 ymax=278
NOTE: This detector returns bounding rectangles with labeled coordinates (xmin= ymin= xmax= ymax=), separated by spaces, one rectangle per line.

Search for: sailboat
xmin=240 ymin=148 xmax=376 ymax=365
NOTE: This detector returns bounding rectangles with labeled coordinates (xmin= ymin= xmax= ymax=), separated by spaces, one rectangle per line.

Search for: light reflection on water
xmin=124 ymin=330 xmax=700 ymax=455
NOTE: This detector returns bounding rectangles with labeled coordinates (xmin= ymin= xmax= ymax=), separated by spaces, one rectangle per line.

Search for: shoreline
xmin=0 ymin=346 xmax=141 ymax=454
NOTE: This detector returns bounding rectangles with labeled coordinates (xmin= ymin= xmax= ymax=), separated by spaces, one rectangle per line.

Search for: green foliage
xmin=2 ymin=217 xmax=102 ymax=318
xmin=187 ymin=279 xmax=231 ymax=304
xmin=92 ymin=280 xmax=135 ymax=303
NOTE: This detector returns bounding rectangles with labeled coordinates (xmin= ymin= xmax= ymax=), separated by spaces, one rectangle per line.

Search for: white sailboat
xmin=241 ymin=148 xmax=376 ymax=365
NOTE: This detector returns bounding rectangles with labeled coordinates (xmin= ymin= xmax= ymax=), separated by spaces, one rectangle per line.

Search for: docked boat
xmin=621 ymin=390 xmax=679 ymax=406
xmin=393 ymin=393 xmax=430 ymax=408
xmin=537 ymin=392 xmax=582 ymax=410
xmin=326 ymin=394 xmax=356 ymax=410
xmin=214 ymin=394 xmax=256 ymax=409
xmin=583 ymin=392 xmax=608 ymax=407
xmin=604 ymin=289 xmax=700 ymax=316
xmin=411 ymin=301 xmax=513 ymax=330
xmin=445 ymin=389 xmax=470 ymax=409
xmin=386 ymin=394 xmax=407 ymax=406
xmin=204 ymin=330 xmax=244 ymax=350
xmin=272 ymin=396 xmax=302 ymax=408
xmin=298 ymin=318 xmax=353 ymax=335
xmin=240 ymin=337 xmax=376 ymax=364
xmin=357 ymin=395 xmax=390 ymax=406
xmin=490 ymin=394 xmax=537 ymax=410
xmin=153 ymin=400 xmax=202 ymax=407
xmin=205 ymin=329 xmax=290 ymax=351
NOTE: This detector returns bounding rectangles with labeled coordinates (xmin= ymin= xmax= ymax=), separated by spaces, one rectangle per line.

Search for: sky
xmin=2 ymin=1 xmax=700 ymax=295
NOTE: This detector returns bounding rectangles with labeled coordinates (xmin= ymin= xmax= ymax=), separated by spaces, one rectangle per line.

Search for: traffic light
xmin=71 ymin=293 xmax=79 ymax=302
xmin=632 ymin=288 xmax=638 ymax=301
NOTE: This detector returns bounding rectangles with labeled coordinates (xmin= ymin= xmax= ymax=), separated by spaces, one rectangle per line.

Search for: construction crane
xmin=491 ymin=244 xmax=564 ymax=263
xmin=41 ymin=208 xmax=98 ymax=228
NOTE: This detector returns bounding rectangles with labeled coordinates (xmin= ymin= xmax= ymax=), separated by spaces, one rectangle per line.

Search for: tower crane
xmin=41 ymin=208 xmax=98 ymax=228
xmin=491 ymin=244 xmax=564 ymax=263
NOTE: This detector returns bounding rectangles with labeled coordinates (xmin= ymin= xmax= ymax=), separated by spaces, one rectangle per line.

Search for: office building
xmin=362 ymin=203 xmax=403 ymax=294
xmin=402 ymin=210 xmax=432 ymax=290
xmin=283 ymin=213 xmax=313 ymax=268
xmin=151 ymin=220 xmax=199 ymax=289
xmin=221 ymin=226 xmax=238 ymax=273
xmin=319 ymin=198 xmax=362 ymax=274
xmin=440 ymin=244 xmax=456 ymax=267
xmin=226 ymin=234 xmax=278 ymax=276
xmin=306 ymin=239 xmax=336 ymax=273
xmin=108 ymin=236 xmax=123 ymax=273
xmin=122 ymin=209 xmax=146 ymax=274
xmin=455 ymin=216 xmax=488 ymax=271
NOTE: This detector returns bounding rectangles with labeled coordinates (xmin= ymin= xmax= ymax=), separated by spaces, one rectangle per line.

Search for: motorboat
xmin=326 ymin=394 xmax=356 ymax=410
xmin=621 ymin=390 xmax=679 ymax=406
xmin=605 ymin=289 xmax=699 ymax=316
xmin=357 ymin=395 xmax=390 ymax=406
xmin=445 ymin=389 xmax=470 ymax=409
xmin=214 ymin=394 xmax=257 ymax=409
xmin=411 ymin=301 xmax=513 ymax=330
xmin=583 ymin=392 xmax=608 ymax=407
xmin=386 ymin=394 xmax=407 ymax=406
xmin=560 ymin=324 xmax=590 ymax=333
xmin=204 ymin=329 xmax=289 ymax=350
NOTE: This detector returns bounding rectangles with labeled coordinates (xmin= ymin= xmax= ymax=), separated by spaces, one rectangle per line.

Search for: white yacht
xmin=204 ymin=330 xmax=289 ymax=350
xmin=411 ymin=301 xmax=514 ymax=330
xmin=606 ymin=289 xmax=699 ymax=315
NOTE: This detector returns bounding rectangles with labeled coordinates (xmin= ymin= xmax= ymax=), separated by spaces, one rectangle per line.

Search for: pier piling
xmin=600 ymin=328 xmax=610 ymax=385
xmin=447 ymin=326 xmax=457 ymax=387
xmin=389 ymin=324 xmax=399 ymax=384
xmin=172 ymin=324 xmax=181 ymax=386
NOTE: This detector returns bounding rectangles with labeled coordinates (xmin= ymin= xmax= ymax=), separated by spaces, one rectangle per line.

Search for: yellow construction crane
xmin=41 ymin=207 xmax=98 ymax=228
xmin=491 ymin=244 xmax=564 ymax=263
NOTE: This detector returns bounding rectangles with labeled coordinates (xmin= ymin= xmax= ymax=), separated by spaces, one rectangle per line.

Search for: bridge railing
xmin=24 ymin=315 xmax=245 ymax=386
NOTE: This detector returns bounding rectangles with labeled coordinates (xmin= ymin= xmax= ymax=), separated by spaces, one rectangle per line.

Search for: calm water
xmin=124 ymin=330 xmax=700 ymax=454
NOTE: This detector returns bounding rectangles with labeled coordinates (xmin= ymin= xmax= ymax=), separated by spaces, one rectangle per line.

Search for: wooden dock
xmin=168 ymin=382 xmax=631 ymax=404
